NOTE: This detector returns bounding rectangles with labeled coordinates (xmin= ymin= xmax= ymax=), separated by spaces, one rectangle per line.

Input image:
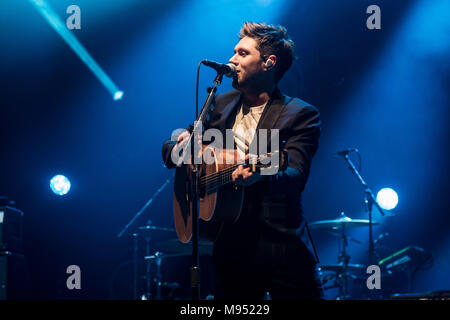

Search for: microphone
xmin=336 ymin=148 xmax=359 ymax=156
xmin=201 ymin=60 xmax=236 ymax=78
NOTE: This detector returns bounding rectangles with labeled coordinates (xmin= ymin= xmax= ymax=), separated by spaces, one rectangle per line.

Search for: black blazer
xmin=162 ymin=88 xmax=321 ymax=257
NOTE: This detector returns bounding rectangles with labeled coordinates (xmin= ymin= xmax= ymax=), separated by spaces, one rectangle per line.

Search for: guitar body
xmin=173 ymin=146 xmax=244 ymax=243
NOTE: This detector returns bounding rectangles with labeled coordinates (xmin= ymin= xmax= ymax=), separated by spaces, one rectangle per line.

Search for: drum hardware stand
xmin=143 ymin=251 xmax=164 ymax=300
xmin=132 ymin=233 xmax=138 ymax=300
xmin=143 ymin=235 xmax=152 ymax=300
xmin=330 ymin=213 xmax=357 ymax=300
xmin=337 ymin=216 xmax=350 ymax=299
xmin=133 ymin=222 xmax=159 ymax=300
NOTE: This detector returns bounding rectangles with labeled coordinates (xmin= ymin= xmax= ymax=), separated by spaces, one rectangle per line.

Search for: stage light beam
xmin=29 ymin=0 xmax=124 ymax=101
xmin=376 ymin=188 xmax=398 ymax=210
xmin=50 ymin=175 xmax=71 ymax=196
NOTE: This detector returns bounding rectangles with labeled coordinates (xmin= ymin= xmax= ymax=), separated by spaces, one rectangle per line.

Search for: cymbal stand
xmin=155 ymin=252 xmax=163 ymax=300
xmin=336 ymin=219 xmax=351 ymax=299
xmin=143 ymin=235 xmax=152 ymax=300
xmin=143 ymin=251 xmax=164 ymax=300
xmin=133 ymin=233 xmax=138 ymax=300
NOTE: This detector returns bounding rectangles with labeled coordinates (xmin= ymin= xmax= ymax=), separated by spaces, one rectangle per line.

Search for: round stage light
xmin=114 ymin=91 xmax=124 ymax=101
xmin=50 ymin=175 xmax=71 ymax=196
xmin=376 ymin=187 xmax=398 ymax=210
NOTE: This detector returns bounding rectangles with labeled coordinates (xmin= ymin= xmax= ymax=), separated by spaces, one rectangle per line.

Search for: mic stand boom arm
xmin=342 ymin=154 xmax=385 ymax=265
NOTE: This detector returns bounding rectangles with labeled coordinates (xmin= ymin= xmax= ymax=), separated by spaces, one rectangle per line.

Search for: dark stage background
xmin=0 ymin=0 xmax=449 ymax=299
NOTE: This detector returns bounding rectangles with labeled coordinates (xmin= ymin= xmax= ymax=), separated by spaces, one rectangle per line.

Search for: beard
xmin=232 ymin=72 xmax=264 ymax=93
xmin=231 ymin=77 xmax=240 ymax=90
xmin=231 ymin=72 xmax=252 ymax=91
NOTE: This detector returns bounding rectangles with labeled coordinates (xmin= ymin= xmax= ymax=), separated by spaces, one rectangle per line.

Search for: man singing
xmin=162 ymin=22 xmax=323 ymax=300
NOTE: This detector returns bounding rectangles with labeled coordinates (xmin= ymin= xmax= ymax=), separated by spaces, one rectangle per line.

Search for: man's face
xmin=229 ymin=36 xmax=266 ymax=91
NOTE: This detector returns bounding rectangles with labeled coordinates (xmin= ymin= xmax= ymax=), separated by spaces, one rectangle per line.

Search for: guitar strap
xmin=305 ymin=221 xmax=320 ymax=264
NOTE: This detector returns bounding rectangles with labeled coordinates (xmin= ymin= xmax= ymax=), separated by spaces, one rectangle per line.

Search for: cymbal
xmin=137 ymin=225 xmax=176 ymax=234
xmin=309 ymin=213 xmax=378 ymax=230
xmin=152 ymin=238 xmax=213 ymax=257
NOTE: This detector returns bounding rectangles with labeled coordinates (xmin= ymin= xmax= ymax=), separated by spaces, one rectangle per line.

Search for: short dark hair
xmin=240 ymin=22 xmax=297 ymax=83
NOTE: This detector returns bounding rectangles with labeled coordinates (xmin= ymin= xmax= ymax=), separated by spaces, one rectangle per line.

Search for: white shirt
xmin=232 ymin=102 xmax=267 ymax=161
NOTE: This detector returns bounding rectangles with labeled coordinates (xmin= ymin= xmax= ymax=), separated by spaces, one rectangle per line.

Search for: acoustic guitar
xmin=173 ymin=145 xmax=284 ymax=243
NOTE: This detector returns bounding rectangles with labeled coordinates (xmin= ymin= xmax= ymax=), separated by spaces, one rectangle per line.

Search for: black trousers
xmin=213 ymin=236 xmax=324 ymax=300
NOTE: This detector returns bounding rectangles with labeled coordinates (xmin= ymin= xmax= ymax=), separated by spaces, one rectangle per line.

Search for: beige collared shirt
xmin=232 ymin=102 xmax=267 ymax=160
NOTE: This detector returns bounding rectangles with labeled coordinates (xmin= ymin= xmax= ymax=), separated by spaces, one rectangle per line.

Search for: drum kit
xmin=309 ymin=211 xmax=380 ymax=300
xmin=310 ymin=212 xmax=433 ymax=300
xmin=126 ymin=213 xmax=376 ymax=300
xmin=115 ymin=213 xmax=430 ymax=300
xmin=123 ymin=223 xmax=213 ymax=300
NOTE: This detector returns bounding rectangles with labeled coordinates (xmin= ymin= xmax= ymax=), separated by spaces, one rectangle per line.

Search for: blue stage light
xmin=114 ymin=91 xmax=124 ymax=101
xmin=376 ymin=188 xmax=398 ymax=210
xmin=50 ymin=175 xmax=71 ymax=196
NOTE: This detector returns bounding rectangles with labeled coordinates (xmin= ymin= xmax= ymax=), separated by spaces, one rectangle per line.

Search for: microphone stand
xmin=341 ymin=153 xmax=385 ymax=265
xmin=189 ymin=71 xmax=225 ymax=300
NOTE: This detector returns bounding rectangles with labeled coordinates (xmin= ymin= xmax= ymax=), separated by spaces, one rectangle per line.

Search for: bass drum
xmin=318 ymin=264 xmax=370 ymax=300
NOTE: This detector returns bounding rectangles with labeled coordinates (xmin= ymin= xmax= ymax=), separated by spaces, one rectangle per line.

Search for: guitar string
xmin=199 ymin=163 xmax=263 ymax=185
xmin=199 ymin=163 xmax=267 ymax=192
xmin=188 ymin=151 xmax=280 ymax=193
xmin=199 ymin=165 xmax=238 ymax=187
xmin=200 ymin=165 xmax=240 ymax=192
xmin=199 ymin=162 xmax=269 ymax=185
xmin=197 ymin=152 xmax=277 ymax=186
